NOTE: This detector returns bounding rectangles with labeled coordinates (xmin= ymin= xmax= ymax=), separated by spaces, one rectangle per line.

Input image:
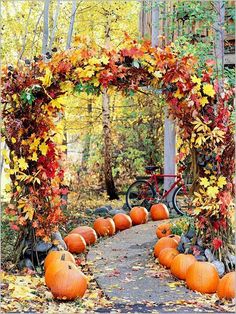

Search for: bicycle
xmin=126 ymin=165 xmax=192 ymax=215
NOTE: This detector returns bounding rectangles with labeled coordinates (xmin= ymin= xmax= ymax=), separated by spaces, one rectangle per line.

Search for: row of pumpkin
xmin=154 ymin=224 xmax=235 ymax=300
xmin=43 ymin=204 xmax=168 ymax=300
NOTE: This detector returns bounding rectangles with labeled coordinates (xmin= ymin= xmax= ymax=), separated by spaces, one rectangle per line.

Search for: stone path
xmin=87 ymin=220 xmax=222 ymax=313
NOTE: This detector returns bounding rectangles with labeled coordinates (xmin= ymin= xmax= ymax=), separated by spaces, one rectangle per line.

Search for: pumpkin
xmin=150 ymin=203 xmax=169 ymax=220
xmin=154 ymin=237 xmax=178 ymax=258
xmin=217 ymin=272 xmax=236 ymax=299
xmin=167 ymin=234 xmax=181 ymax=243
xmin=93 ymin=217 xmax=116 ymax=237
xmin=113 ymin=213 xmax=132 ymax=231
xmin=156 ymin=223 xmax=171 ymax=238
xmin=44 ymin=250 xmax=75 ymax=270
xmin=64 ymin=233 xmax=86 ymax=254
xmin=186 ymin=261 xmax=219 ymax=294
xmin=70 ymin=226 xmax=97 ymax=245
xmin=158 ymin=248 xmax=179 ymax=268
xmin=170 ymin=254 xmax=196 ymax=280
xmin=50 ymin=263 xmax=88 ymax=300
xmin=45 ymin=257 xmax=77 ymax=288
xmin=129 ymin=207 xmax=148 ymax=225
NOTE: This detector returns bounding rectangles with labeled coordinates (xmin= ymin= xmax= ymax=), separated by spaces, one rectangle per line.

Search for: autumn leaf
xmin=40 ymin=68 xmax=53 ymax=87
xmin=203 ymin=83 xmax=215 ymax=97
xmin=18 ymin=157 xmax=28 ymax=170
xmin=199 ymin=97 xmax=208 ymax=106
xmin=217 ymin=176 xmax=227 ymax=188
xmin=30 ymin=152 xmax=38 ymax=161
xmin=23 ymin=203 xmax=34 ymax=220
xmin=11 ymin=137 xmax=16 ymax=144
xmin=5 ymin=183 xmax=12 ymax=192
xmin=39 ymin=142 xmax=48 ymax=156
xmin=206 ymin=186 xmax=219 ymax=198
xmin=199 ymin=177 xmax=210 ymax=188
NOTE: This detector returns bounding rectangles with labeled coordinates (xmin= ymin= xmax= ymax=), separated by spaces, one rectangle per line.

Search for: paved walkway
xmin=87 ymin=220 xmax=222 ymax=313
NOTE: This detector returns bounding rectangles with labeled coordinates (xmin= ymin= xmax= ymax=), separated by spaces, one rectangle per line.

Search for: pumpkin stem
xmin=68 ymin=265 xmax=72 ymax=270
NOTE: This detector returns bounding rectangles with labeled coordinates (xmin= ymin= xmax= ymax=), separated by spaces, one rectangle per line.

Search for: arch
xmin=2 ymin=36 xmax=234 ymax=264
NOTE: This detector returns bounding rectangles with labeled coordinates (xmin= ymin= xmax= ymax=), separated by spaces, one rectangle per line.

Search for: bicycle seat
xmin=145 ymin=166 xmax=159 ymax=172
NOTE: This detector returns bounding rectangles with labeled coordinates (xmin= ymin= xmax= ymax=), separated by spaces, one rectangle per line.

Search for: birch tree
xmin=42 ymin=0 xmax=50 ymax=57
xmin=66 ymin=0 xmax=77 ymax=50
xmin=49 ymin=0 xmax=61 ymax=51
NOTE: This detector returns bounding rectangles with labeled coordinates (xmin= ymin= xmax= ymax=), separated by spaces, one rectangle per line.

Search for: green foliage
xmin=170 ymin=217 xmax=194 ymax=236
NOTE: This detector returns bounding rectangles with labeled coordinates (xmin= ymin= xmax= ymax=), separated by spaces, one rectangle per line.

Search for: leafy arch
xmin=2 ymin=36 xmax=234 ymax=265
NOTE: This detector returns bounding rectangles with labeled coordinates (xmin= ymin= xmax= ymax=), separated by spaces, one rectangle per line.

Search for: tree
xmin=42 ymin=0 xmax=50 ymax=57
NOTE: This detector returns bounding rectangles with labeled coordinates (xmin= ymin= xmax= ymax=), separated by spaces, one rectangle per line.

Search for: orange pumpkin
xmin=64 ymin=234 xmax=86 ymax=254
xmin=45 ymin=257 xmax=77 ymax=288
xmin=170 ymin=254 xmax=196 ymax=280
xmin=156 ymin=223 xmax=171 ymax=238
xmin=167 ymin=234 xmax=181 ymax=243
xmin=129 ymin=207 xmax=148 ymax=225
xmin=44 ymin=250 xmax=75 ymax=270
xmin=113 ymin=213 xmax=132 ymax=231
xmin=70 ymin=226 xmax=97 ymax=245
xmin=150 ymin=203 xmax=169 ymax=220
xmin=93 ymin=217 xmax=116 ymax=236
xmin=186 ymin=261 xmax=219 ymax=294
xmin=50 ymin=263 xmax=88 ymax=300
xmin=154 ymin=237 xmax=178 ymax=258
xmin=217 ymin=272 xmax=236 ymax=299
xmin=158 ymin=248 xmax=179 ymax=268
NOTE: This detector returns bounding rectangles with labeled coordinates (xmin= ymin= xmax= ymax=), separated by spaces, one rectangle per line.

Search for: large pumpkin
xmin=156 ymin=223 xmax=171 ymax=238
xmin=154 ymin=237 xmax=178 ymax=258
xmin=217 ymin=272 xmax=236 ymax=299
xmin=186 ymin=262 xmax=219 ymax=294
xmin=150 ymin=203 xmax=169 ymax=220
xmin=113 ymin=213 xmax=132 ymax=231
xmin=64 ymin=234 xmax=86 ymax=254
xmin=50 ymin=263 xmax=88 ymax=300
xmin=70 ymin=226 xmax=97 ymax=245
xmin=170 ymin=254 xmax=196 ymax=280
xmin=93 ymin=217 xmax=116 ymax=237
xmin=45 ymin=257 xmax=77 ymax=288
xmin=158 ymin=248 xmax=179 ymax=268
xmin=44 ymin=250 xmax=75 ymax=270
xmin=129 ymin=207 xmax=148 ymax=225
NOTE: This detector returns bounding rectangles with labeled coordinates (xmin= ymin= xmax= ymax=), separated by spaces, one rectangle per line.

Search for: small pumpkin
xmin=150 ymin=203 xmax=169 ymax=221
xmin=44 ymin=250 xmax=75 ymax=270
xmin=70 ymin=226 xmax=97 ymax=245
xmin=156 ymin=223 xmax=171 ymax=238
xmin=186 ymin=261 xmax=219 ymax=294
xmin=113 ymin=213 xmax=132 ymax=231
xmin=170 ymin=254 xmax=196 ymax=280
xmin=50 ymin=263 xmax=88 ymax=300
xmin=129 ymin=207 xmax=148 ymax=225
xmin=64 ymin=233 xmax=86 ymax=254
xmin=167 ymin=234 xmax=181 ymax=243
xmin=217 ymin=272 xmax=236 ymax=299
xmin=93 ymin=217 xmax=116 ymax=237
xmin=45 ymin=256 xmax=77 ymax=288
xmin=158 ymin=248 xmax=179 ymax=268
xmin=154 ymin=237 xmax=178 ymax=258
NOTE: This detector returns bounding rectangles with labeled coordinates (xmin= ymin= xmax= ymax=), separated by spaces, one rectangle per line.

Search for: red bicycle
xmin=126 ymin=165 xmax=192 ymax=215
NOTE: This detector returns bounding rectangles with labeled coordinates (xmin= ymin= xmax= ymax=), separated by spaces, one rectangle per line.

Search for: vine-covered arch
xmin=2 ymin=36 xmax=234 ymax=266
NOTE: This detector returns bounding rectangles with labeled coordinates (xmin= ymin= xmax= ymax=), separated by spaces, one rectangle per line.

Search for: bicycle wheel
xmin=172 ymin=185 xmax=193 ymax=216
xmin=126 ymin=180 xmax=155 ymax=211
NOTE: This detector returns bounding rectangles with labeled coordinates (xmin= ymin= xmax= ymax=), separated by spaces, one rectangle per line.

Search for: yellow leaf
xmin=18 ymin=157 xmax=28 ymax=170
xmin=39 ymin=68 xmax=53 ymax=87
xmin=29 ymin=138 xmax=40 ymax=151
xmin=200 ymin=97 xmax=208 ymax=106
xmin=100 ymin=55 xmax=109 ymax=65
xmin=191 ymin=75 xmax=201 ymax=85
xmin=174 ymin=89 xmax=184 ymax=99
xmin=217 ymin=176 xmax=227 ymax=188
xmin=11 ymin=137 xmax=16 ymax=144
xmin=31 ymin=152 xmax=38 ymax=161
xmin=203 ymin=84 xmax=215 ymax=97
xmin=207 ymin=186 xmax=219 ymax=198
xmin=5 ymin=184 xmax=11 ymax=192
xmin=153 ymin=71 xmax=162 ymax=79
xmin=39 ymin=142 xmax=48 ymax=156
xmin=199 ymin=177 xmax=210 ymax=188
xmin=23 ymin=203 xmax=34 ymax=220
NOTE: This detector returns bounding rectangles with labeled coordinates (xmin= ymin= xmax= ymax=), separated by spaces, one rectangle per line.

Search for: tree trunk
xmin=81 ymin=102 xmax=92 ymax=168
xmin=213 ymin=0 xmax=225 ymax=96
xmin=66 ymin=0 xmax=77 ymax=50
xmin=49 ymin=0 xmax=61 ymax=51
xmin=42 ymin=0 xmax=50 ymax=58
xmin=18 ymin=6 xmax=32 ymax=62
xmin=151 ymin=0 xmax=159 ymax=47
xmin=102 ymin=91 xmax=119 ymax=200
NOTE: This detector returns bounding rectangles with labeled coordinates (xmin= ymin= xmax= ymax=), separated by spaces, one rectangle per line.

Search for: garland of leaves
xmin=2 ymin=36 xmax=234 ymax=265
